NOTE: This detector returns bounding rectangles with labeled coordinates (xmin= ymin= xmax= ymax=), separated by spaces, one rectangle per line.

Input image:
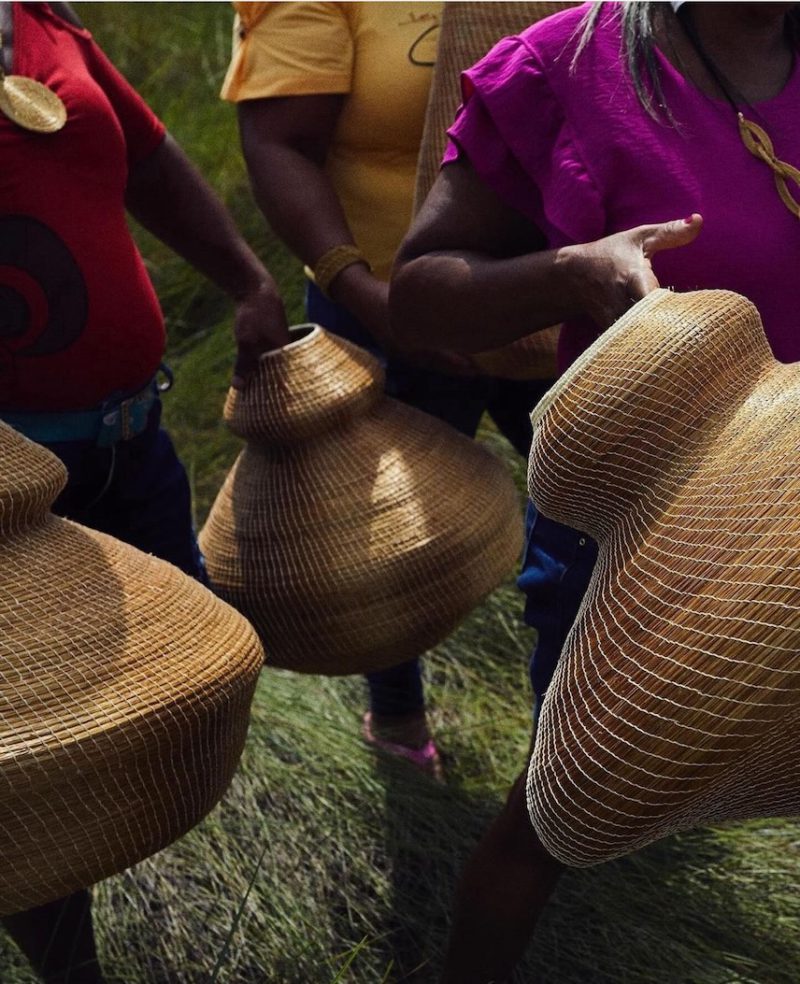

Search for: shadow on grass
xmin=361 ymin=752 xmax=800 ymax=984
xmin=533 ymin=821 xmax=800 ymax=984
xmin=366 ymin=752 xmax=499 ymax=983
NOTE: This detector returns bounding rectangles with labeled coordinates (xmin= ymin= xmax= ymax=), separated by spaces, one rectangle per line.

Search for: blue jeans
xmin=42 ymin=400 xmax=207 ymax=584
xmin=307 ymin=282 xmax=553 ymax=716
xmin=518 ymin=501 xmax=598 ymax=708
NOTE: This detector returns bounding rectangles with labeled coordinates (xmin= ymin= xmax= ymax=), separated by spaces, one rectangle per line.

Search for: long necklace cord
xmin=676 ymin=6 xmax=800 ymax=221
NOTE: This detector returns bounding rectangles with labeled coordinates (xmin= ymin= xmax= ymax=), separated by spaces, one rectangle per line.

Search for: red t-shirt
xmin=0 ymin=2 xmax=167 ymax=411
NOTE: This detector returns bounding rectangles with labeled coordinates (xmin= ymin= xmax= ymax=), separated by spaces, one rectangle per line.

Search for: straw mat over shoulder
xmin=199 ymin=325 xmax=523 ymax=675
xmin=415 ymin=1 xmax=575 ymax=380
xmin=0 ymin=423 xmax=263 ymax=914
xmin=527 ymin=289 xmax=800 ymax=866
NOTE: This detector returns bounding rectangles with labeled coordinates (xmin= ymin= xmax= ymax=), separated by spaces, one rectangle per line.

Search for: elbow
xmin=390 ymin=250 xmax=477 ymax=353
xmin=388 ymin=255 xmax=425 ymax=350
xmin=389 ymin=249 xmax=454 ymax=350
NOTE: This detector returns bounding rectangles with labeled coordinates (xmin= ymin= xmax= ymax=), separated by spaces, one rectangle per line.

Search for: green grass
xmin=3 ymin=5 xmax=798 ymax=982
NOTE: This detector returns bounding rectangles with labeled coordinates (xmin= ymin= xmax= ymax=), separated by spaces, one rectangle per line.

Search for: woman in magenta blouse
xmin=391 ymin=2 xmax=800 ymax=980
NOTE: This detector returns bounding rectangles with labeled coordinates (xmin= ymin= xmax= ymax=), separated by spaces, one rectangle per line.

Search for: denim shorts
xmin=518 ymin=500 xmax=598 ymax=704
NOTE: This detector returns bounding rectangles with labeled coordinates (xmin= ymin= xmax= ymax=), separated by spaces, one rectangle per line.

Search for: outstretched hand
xmin=231 ymin=278 xmax=291 ymax=389
xmin=573 ymin=214 xmax=703 ymax=330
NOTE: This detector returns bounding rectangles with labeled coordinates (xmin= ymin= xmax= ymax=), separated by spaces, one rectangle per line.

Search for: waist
xmin=0 ymin=375 xmax=163 ymax=447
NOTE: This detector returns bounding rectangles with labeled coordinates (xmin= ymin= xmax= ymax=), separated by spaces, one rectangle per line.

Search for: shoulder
xmin=46 ymin=3 xmax=85 ymax=29
xmin=461 ymin=3 xmax=626 ymax=121
xmin=222 ymin=0 xmax=353 ymax=103
xmin=449 ymin=3 xmax=617 ymax=243
xmin=520 ymin=3 xmax=622 ymax=76
xmin=518 ymin=3 xmax=593 ymax=51
xmin=471 ymin=4 xmax=623 ymax=83
xmin=24 ymin=2 xmax=91 ymax=39
xmin=242 ymin=1 xmax=351 ymax=34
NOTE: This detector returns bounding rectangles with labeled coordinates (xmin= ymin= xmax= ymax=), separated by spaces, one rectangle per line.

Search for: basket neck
xmin=0 ymin=422 xmax=66 ymax=537
xmin=224 ymin=326 xmax=384 ymax=444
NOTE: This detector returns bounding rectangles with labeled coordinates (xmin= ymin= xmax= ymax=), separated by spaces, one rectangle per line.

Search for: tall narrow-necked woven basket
xmin=199 ymin=325 xmax=523 ymax=675
xmin=414 ymin=0 xmax=576 ymax=380
xmin=0 ymin=422 xmax=263 ymax=915
xmin=527 ymin=289 xmax=800 ymax=867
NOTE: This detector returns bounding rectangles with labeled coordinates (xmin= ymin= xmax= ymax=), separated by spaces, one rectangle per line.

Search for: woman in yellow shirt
xmin=223 ymin=1 xmax=550 ymax=769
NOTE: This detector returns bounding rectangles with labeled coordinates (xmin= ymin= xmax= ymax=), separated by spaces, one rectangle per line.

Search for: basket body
xmin=526 ymin=289 xmax=800 ymax=866
xmin=199 ymin=326 xmax=523 ymax=675
xmin=0 ymin=424 xmax=263 ymax=914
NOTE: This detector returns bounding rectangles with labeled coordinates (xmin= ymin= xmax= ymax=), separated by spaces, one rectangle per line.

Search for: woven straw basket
xmin=199 ymin=325 xmax=523 ymax=675
xmin=414 ymin=1 xmax=576 ymax=380
xmin=0 ymin=422 xmax=263 ymax=915
xmin=526 ymin=289 xmax=800 ymax=867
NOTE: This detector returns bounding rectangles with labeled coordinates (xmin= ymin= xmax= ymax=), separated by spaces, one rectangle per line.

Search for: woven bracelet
xmin=313 ymin=244 xmax=371 ymax=298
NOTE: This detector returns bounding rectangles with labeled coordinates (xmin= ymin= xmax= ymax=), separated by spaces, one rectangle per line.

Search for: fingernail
xmin=684 ymin=215 xmax=695 ymax=223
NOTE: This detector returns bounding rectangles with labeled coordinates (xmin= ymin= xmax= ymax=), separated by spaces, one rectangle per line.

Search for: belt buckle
xmin=97 ymin=382 xmax=155 ymax=448
xmin=97 ymin=407 xmax=123 ymax=448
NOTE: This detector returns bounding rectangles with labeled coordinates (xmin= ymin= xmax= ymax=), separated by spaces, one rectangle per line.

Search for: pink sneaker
xmin=362 ymin=711 xmax=444 ymax=780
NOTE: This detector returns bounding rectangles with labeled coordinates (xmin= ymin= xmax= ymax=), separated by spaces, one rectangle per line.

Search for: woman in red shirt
xmin=0 ymin=3 xmax=288 ymax=982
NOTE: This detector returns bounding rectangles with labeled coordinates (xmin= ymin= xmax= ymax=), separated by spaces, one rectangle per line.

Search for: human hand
xmin=568 ymin=214 xmax=703 ymax=330
xmin=231 ymin=277 xmax=290 ymax=389
xmin=332 ymin=264 xmax=475 ymax=375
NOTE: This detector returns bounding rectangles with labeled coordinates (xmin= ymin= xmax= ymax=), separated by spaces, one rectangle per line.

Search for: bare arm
xmin=126 ymin=134 xmax=288 ymax=387
xmin=237 ymin=95 xmax=389 ymax=346
xmin=390 ymin=156 xmax=702 ymax=354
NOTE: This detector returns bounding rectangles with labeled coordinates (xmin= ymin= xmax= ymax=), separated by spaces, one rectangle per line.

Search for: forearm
xmin=390 ymin=245 xmax=582 ymax=354
xmin=243 ymin=139 xmax=355 ymax=269
xmin=390 ymin=155 xmax=702 ymax=355
xmin=388 ymin=155 xmax=585 ymax=354
xmin=239 ymin=98 xmax=393 ymax=341
xmin=126 ymin=134 xmax=271 ymax=300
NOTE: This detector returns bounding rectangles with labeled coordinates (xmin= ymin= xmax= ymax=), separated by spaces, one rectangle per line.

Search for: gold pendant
xmin=738 ymin=113 xmax=800 ymax=221
xmin=0 ymin=74 xmax=66 ymax=133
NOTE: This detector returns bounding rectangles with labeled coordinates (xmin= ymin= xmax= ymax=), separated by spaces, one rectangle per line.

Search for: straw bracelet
xmin=311 ymin=244 xmax=371 ymax=298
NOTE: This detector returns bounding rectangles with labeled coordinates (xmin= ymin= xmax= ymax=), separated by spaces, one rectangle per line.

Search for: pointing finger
xmin=641 ymin=213 xmax=703 ymax=257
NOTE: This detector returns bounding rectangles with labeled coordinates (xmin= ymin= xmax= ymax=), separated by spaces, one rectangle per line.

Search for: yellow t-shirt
xmin=222 ymin=1 xmax=441 ymax=281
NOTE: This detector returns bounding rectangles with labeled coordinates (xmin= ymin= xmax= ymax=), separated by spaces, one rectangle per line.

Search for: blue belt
xmin=0 ymin=372 xmax=167 ymax=448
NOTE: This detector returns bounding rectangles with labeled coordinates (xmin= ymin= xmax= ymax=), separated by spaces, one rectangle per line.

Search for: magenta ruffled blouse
xmin=444 ymin=3 xmax=800 ymax=371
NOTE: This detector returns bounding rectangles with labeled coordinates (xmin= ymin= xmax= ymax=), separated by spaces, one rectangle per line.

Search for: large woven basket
xmin=526 ymin=289 xmax=800 ymax=867
xmin=414 ymin=1 xmax=575 ymax=380
xmin=0 ymin=422 xmax=263 ymax=915
xmin=199 ymin=325 xmax=523 ymax=675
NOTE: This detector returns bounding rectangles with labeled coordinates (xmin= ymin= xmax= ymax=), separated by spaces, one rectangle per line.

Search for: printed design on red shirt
xmin=0 ymin=215 xmax=88 ymax=356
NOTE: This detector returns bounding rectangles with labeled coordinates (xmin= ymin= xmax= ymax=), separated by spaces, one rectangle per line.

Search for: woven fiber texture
xmin=526 ymin=289 xmax=800 ymax=867
xmin=0 ymin=423 xmax=264 ymax=915
xmin=199 ymin=325 xmax=523 ymax=675
xmin=413 ymin=1 xmax=575 ymax=380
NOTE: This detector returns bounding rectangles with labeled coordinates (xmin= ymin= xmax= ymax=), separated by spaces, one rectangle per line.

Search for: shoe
xmin=362 ymin=711 xmax=444 ymax=780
